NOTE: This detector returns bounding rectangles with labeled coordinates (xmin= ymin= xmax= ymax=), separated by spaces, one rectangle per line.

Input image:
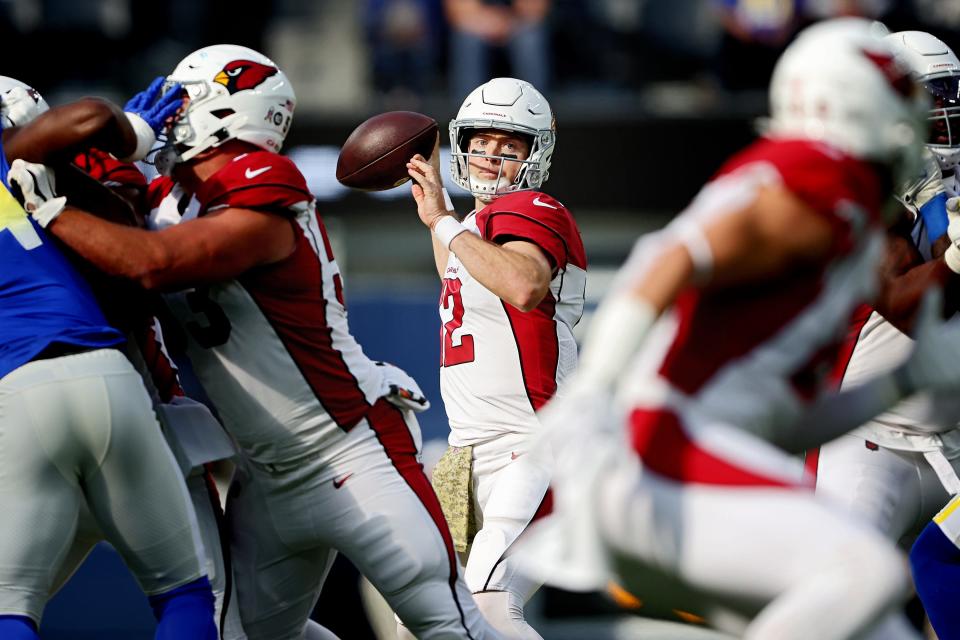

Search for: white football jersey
xmin=146 ymin=151 xmax=385 ymax=465
xmin=440 ymin=191 xmax=586 ymax=447
xmin=839 ymin=171 xmax=960 ymax=443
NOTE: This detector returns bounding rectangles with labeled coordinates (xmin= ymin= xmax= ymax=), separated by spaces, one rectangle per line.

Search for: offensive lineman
xmin=9 ymin=44 xmax=501 ymax=640
xmin=406 ymin=77 xmax=586 ymax=639
xmin=519 ymin=18 xmax=960 ymax=640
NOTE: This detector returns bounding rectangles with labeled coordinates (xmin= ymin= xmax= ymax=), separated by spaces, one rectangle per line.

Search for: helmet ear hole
xmin=210 ymin=108 xmax=235 ymax=118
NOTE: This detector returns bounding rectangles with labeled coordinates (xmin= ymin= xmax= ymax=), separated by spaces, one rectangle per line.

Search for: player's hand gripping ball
xmin=336 ymin=111 xmax=438 ymax=191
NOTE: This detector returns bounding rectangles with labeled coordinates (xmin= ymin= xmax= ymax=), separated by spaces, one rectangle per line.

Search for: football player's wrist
xmin=432 ymin=215 xmax=468 ymax=249
xmin=121 ymin=112 xmax=157 ymax=162
xmin=945 ymin=242 xmax=960 ymax=275
xmin=31 ymin=196 xmax=68 ymax=228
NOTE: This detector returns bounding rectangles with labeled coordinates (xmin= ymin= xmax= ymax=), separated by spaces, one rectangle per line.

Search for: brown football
xmin=336 ymin=111 xmax=438 ymax=191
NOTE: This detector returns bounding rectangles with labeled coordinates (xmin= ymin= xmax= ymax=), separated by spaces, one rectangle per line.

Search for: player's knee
xmin=0 ymin=615 xmax=40 ymax=640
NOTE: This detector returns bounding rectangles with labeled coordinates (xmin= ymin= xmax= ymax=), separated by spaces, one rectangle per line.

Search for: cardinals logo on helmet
xmin=213 ymin=60 xmax=278 ymax=94
xmin=861 ymin=49 xmax=914 ymax=98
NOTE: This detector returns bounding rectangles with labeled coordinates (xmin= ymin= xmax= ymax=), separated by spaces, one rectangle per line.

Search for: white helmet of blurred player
xmin=885 ymin=30 xmax=960 ymax=171
xmin=155 ymin=44 xmax=296 ymax=176
xmin=768 ymin=18 xmax=928 ymax=185
xmin=0 ymin=76 xmax=48 ymax=129
xmin=449 ymin=77 xmax=555 ymax=202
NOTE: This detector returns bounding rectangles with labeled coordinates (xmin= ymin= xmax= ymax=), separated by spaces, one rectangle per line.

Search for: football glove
xmin=8 ymin=159 xmax=66 ymax=228
xmin=375 ymin=361 xmax=430 ymax=413
xmin=122 ymin=76 xmax=183 ymax=161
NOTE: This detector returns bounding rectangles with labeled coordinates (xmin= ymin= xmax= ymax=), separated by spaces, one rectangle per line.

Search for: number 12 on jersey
xmin=440 ymin=277 xmax=475 ymax=367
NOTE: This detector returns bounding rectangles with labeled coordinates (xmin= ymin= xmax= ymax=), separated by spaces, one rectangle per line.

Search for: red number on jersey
xmin=440 ymin=277 xmax=475 ymax=366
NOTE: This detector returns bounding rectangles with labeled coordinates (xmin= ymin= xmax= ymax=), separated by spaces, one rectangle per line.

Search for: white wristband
xmin=945 ymin=243 xmax=960 ymax=275
xmin=441 ymin=187 xmax=455 ymax=213
xmin=433 ymin=215 xmax=468 ymax=250
xmin=121 ymin=112 xmax=157 ymax=162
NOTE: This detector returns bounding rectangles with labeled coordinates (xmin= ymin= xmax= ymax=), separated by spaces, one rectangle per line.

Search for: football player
xmin=810 ymin=27 xmax=960 ymax=563
xmin=0 ymin=79 xmax=217 ymax=638
xmin=517 ymin=18 xmax=959 ymax=640
xmin=12 ymin=45 xmax=501 ymax=640
xmin=406 ymin=77 xmax=585 ymax=639
xmin=0 ymin=74 xmax=247 ymax=639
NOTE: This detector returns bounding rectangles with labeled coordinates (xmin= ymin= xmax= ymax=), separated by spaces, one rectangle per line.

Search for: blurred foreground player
xmin=14 ymin=44 xmax=502 ymax=640
xmin=519 ymin=18 xmax=958 ymax=640
xmin=0 ymin=82 xmax=217 ymax=638
xmin=406 ymin=77 xmax=585 ymax=640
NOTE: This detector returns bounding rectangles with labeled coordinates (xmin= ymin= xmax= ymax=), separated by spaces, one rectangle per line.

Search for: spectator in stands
xmin=444 ymin=0 xmax=551 ymax=101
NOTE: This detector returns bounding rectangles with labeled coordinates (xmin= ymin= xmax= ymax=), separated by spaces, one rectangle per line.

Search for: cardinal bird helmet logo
xmin=213 ymin=60 xmax=279 ymax=94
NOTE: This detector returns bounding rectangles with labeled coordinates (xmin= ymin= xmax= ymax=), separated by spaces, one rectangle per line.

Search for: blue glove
xmin=124 ymin=76 xmax=183 ymax=135
xmin=920 ymin=192 xmax=949 ymax=244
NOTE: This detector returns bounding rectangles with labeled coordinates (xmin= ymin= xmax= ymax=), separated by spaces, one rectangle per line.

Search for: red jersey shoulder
xmin=719 ymin=138 xmax=884 ymax=223
xmin=196 ymin=151 xmax=312 ymax=214
xmin=476 ymin=191 xmax=586 ymax=270
xmin=73 ymin=149 xmax=146 ymax=189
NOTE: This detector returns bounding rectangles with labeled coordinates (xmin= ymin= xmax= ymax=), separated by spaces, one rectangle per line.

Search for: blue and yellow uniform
xmin=0 ymin=143 xmax=122 ymax=380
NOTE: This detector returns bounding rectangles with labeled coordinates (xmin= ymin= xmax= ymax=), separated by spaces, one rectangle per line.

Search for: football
xmin=336 ymin=111 xmax=439 ymax=191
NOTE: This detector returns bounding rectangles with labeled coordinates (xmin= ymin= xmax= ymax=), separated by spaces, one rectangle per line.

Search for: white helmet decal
xmin=155 ymin=44 xmax=296 ymax=175
xmin=449 ymin=77 xmax=556 ymax=201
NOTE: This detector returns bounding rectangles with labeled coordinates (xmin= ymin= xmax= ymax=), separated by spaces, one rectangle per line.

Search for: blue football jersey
xmin=0 ymin=142 xmax=123 ymax=380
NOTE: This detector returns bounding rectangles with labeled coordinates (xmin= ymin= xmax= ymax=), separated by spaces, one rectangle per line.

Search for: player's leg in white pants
xmin=0 ymin=349 xmax=207 ymax=624
xmin=47 ymin=466 xmax=248 ymax=639
xmin=597 ymin=457 xmax=911 ymax=640
xmin=465 ymin=435 xmax=548 ymax=640
xmin=229 ymin=400 xmax=498 ymax=640
xmin=815 ymin=433 xmax=955 ymax=542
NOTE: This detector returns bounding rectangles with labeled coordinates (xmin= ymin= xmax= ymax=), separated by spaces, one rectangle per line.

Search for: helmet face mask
xmin=157 ymin=44 xmax=295 ymax=175
xmin=449 ymin=78 xmax=556 ymax=202
xmin=924 ymin=76 xmax=960 ymax=167
xmin=885 ymin=30 xmax=960 ymax=171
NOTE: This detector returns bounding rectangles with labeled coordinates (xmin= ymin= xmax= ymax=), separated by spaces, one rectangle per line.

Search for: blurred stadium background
xmin=9 ymin=0 xmax=957 ymax=637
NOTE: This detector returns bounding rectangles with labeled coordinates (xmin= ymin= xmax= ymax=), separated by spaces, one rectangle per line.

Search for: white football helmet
xmin=885 ymin=30 xmax=960 ymax=171
xmin=449 ymin=77 xmax=555 ymax=201
xmin=155 ymin=44 xmax=296 ymax=175
xmin=768 ymin=18 xmax=928 ymax=185
xmin=0 ymin=76 xmax=48 ymax=129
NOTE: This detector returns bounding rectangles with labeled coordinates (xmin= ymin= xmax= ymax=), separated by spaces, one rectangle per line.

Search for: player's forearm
xmin=448 ymin=232 xmax=548 ymax=310
xmin=574 ymin=241 xmax=692 ymax=392
xmin=875 ymin=259 xmax=960 ymax=332
xmin=431 ymin=231 xmax=450 ymax=279
xmin=3 ymin=99 xmax=135 ymax=164
xmin=47 ymin=208 xmax=175 ymax=289
xmin=773 ymin=374 xmax=906 ymax=453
